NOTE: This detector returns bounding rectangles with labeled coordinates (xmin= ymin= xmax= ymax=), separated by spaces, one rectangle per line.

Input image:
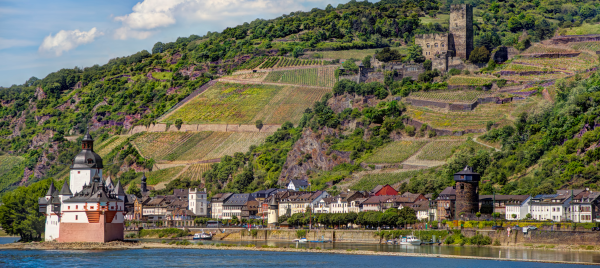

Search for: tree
xmin=127 ymin=183 xmax=142 ymax=198
xmin=362 ymin=55 xmax=372 ymax=68
xmin=526 ymin=213 xmax=532 ymax=220
xmin=175 ymin=119 xmax=183 ymax=130
xmin=152 ymin=42 xmax=165 ymax=54
xmin=292 ymin=46 xmax=304 ymax=58
xmin=232 ymin=215 xmax=239 ymax=225
xmin=0 ymin=179 xmax=51 ymax=242
xmin=375 ymin=47 xmax=402 ymax=62
xmin=512 ymin=214 xmax=517 ymax=219
xmin=476 ymin=212 xmax=482 ymax=218
xmin=397 ymin=207 xmax=417 ymax=226
xmin=469 ymin=46 xmax=490 ymax=64
xmin=406 ymin=44 xmax=425 ymax=63
xmin=423 ymin=60 xmax=432 ymax=71
xmin=255 ymin=120 xmax=263 ymax=131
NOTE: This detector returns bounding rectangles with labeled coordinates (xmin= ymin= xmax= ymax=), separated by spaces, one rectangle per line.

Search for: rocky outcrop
xmin=35 ymin=87 xmax=46 ymax=100
xmin=277 ymin=128 xmax=352 ymax=185
xmin=328 ymin=93 xmax=380 ymax=113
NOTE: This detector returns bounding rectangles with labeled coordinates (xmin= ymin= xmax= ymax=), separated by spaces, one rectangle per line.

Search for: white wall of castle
xmin=70 ymin=169 xmax=102 ymax=194
xmin=268 ymin=208 xmax=278 ymax=225
xmin=44 ymin=214 xmax=60 ymax=241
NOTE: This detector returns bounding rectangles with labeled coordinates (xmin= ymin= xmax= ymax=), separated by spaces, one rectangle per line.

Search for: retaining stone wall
xmin=129 ymin=123 xmax=279 ymax=135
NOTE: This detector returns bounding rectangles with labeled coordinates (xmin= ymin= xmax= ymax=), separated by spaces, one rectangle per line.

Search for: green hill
xmin=1 ymin=0 xmax=600 ymax=196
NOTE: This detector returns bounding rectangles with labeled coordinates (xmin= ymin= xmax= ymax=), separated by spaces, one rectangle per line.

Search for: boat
xmin=193 ymin=232 xmax=213 ymax=240
xmin=309 ymin=236 xmax=332 ymax=243
xmin=399 ymin=235 xmax=421 ymax=245
xmin=386 ymin=239 xmax=397 ymax=244
xmin=292 ymin=238 xmax=308 ymax=243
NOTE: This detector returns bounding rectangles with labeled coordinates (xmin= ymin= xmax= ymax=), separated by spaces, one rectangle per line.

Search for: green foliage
xmin=127 ymin=183 xmax=142 ymax=198
xmin=406 ymin=44 xmax=425 ymax=63
xmin=0 ymin=179 xmax=51 ymax=241
xmin=375 ymin=48 xmax=402 ymax=62
xmin=139 ymin=228 xmax=190 ymax=238
xmin=469 ymin=46 xmax=490 ymax=64
xmin=296 ymin=229 xmax=307 ymax=238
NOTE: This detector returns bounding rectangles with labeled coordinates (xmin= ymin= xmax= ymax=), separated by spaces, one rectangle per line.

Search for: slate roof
xmin=59 ymin=180 xmax=72 ymax=195
xmin=63 ymin=175 xmax=121 ymax=203
xmin=289 ymin=179 xmax=309 ymax=188
xmin=46 ymin=181 xmax=56 ymax=196
xmin=224 ymin=194 xmax=255 ymax=206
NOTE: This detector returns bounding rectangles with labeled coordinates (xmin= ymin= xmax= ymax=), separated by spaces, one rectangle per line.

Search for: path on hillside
xmin=401 ymin=143 xmax=446 ymax=168
xmin=217 ymin=78 xmax=332 ymax=89
xmin=472 ymin=136 xmax=500 ymax=152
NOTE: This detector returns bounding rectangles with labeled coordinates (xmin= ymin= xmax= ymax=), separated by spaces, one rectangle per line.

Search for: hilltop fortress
xmin=414 ymin=4 xmax=473 ymax=71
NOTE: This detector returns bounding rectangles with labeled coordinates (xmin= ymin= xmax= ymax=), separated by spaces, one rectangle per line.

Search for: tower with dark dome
xmin=69 ymin=130 xmax=104 ymax=194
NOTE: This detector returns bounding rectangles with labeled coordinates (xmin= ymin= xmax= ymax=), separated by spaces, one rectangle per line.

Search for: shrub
xmin=493 ymin=239 xmax=501 ymax=246
xmin=251 ymin=229 xmax=258 ymax=238
xmin=405 ymin=125 xmax=416 ymax=137
xmin=296 ymin=230 xmax=307 ymax=238
xmin=449 ymin=69 xmax=461 ymax=76
xmin=468 ymin=234 xmax=492 ymax=246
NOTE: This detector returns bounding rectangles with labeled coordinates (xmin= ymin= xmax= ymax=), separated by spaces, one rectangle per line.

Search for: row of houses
xmin=125 ymin=176 xmax=600 ymax=225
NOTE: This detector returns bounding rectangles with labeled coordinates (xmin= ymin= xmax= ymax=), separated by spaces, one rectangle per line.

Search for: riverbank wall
xmin=219 ymin=228 xmax=600 ymax=247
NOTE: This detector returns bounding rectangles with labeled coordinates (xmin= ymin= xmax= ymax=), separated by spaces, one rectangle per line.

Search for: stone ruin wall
xmin=548 ymin=34 xmax=600 ymax=45
xmin=449 ymin=4 xmax=473 ymax=60
xmin=415 ymin=33 xmax=450 ymax=61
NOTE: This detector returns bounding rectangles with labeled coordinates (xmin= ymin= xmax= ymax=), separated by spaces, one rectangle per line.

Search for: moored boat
xmin=193 ymin=232 xmax=213 ymax=240
xmin=292 ymin=238 xmax=308 ymax=243
xmin=399 ymin=235 xmax=421 ymax=245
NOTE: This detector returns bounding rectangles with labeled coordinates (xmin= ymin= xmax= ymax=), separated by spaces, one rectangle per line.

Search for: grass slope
xmin=0 ymin=155 xmax=25 ymax=193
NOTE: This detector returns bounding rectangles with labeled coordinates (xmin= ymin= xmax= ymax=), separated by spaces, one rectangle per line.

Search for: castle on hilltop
xmin=415 ymin=4 xmax=473 ymax=71
xmin=39 ymin=131 xmax=127 ymax=242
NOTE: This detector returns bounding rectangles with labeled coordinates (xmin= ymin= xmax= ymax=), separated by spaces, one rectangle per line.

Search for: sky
xmin=0 ymin=0 xmax=355 ymax=87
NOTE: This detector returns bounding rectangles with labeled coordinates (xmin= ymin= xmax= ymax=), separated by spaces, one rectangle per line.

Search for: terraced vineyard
xmin=350 ymin=170 xmax=423 ymax=191
xmin=409 ymin=90 xmax=489 ymax=103
xmin=145 ymin=166 xmax=186 ymax=185
xmin=406 ymin=103 xmax=516 ymax=130
xmin=264 ymin=67 xmax=336 ymax=87
xmin=259 ymin=57 xmax=281 ymax=69
xmin=569 ymin=42 xmax=600 ymax=52
xmin=416 ymin=140 xmax=465 ymax=161
xmin=178 ymin=163 xmax=212 ymax=181
xmin=236 ymin=56 xmax=266 ymax=70
xmin=447 ymin=76 xmax=496 ymax=86
xmin=276 ymin=58 xmax=323 ymax=68
xmin=251 ymin=86 xmax=330 ymax=124
xmin=96 ymin=135 xmax=129 ymax=157
xmin=133 ymin=132 xmax=213 ymax=161
xmin=163 ymin=83 xmax=283 ymax=124
xmin=497 ymin=63 xmax=547 ymax=72
xmin=134 ymin=132 xmax=270 ymax=162
xmin=203 ymin=132 xmax=270 ymax=160
xmin=365 ymin=141 xmax=429 ymax=164
xmin=512 ymin=53 xmax=597 ymax=73
xmin=522 ymin=45 xmax=577 ymax=54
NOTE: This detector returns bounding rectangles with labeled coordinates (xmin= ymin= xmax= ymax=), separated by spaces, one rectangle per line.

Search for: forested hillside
xmin=1 ymin=0 xmax=600 ymax=196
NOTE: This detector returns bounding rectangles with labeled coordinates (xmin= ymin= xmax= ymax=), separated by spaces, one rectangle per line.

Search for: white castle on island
xmin=38 ymin=131 xmax=127 ymax=242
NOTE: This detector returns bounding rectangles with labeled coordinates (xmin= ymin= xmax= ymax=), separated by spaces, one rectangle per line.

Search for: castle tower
xmin=189 ymin=188 xmax=208 ymax=217
xmin=267 ymin=197 xmax=279 ymax=227
xmin=449 ymin=4 xmax=473 ymax=60
xmin=454 ymin=166 xmax=480 ymax=219
xmin=141 ymin=173 xmax=148 ymax=193
xmin=69 ymin=130 xmax=104 ymax=194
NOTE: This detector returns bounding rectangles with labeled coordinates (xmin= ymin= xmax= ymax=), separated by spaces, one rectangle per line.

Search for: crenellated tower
xmin=449 ymin=4 xmax=474 ymax=60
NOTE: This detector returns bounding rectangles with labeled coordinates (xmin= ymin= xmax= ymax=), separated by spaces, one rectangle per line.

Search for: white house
xmin=505 ymin=196 xmax=532 ymax=220
xmin=530 ymin=190 xmax=582 ymax=221
xmin=287 ymin=179 xmax=309 ymax=191
xmin=222 ymin=194 xmax=255 ymax=219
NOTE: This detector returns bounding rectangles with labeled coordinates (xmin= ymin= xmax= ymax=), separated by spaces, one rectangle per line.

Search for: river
xmin=0 ymin=237 xmax=596 ymax=267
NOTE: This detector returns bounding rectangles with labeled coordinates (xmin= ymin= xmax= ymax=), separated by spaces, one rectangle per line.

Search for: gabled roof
xmin=371 ymin=185 xmax=384 ymax=194
xmin=113 ymin=180 xmax=126 ymax=196
xmin=289 ymin=179 xmax=309 ymax=188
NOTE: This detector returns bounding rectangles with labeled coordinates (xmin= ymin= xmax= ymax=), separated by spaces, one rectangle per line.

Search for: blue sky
xmin=0 ymin=0 xmax=354 ymax=87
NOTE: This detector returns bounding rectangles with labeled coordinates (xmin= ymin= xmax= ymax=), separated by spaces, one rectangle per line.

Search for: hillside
xmin=2 ymin=0 xmax=600 ymax=196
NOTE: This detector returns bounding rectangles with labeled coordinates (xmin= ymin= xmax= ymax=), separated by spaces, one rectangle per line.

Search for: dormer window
xmin=87 ymin=159 xmax=94 ymax=164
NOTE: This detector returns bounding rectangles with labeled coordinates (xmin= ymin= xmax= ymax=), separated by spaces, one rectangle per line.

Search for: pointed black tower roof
xmin=46 ymin=181 xmax=56 ymax=196
xmin=82 ymin=128 xmax=94 ymax=142
xmin=114 ymin=180 xmax=126 ymax=196
xmin=59 ymin=180 xmax=72 ymax=195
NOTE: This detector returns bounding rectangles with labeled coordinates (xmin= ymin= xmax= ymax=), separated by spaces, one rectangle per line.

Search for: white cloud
xmin=113 ymin=0 xmax=326 ymax=40
xmin=0 ymin=38 xmax=36 ymax=50
xmin=38 ymin=28 xmax=103 ymax=56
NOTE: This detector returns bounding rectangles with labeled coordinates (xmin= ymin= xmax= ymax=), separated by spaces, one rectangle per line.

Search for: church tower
xmin=449 ymin=4 xmax=473 ymax=60
xmin=69 ymin=130 xmax=104 ymax=194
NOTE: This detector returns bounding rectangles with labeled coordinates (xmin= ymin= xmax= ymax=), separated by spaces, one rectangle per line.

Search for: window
xmin=68 ymin=206 xmax=70 ymax=209
xmin=76 ymin=215 xmax=78 ymax=220
xmin=435 ymin=43 xmax=438 ymax=48
xmin=426 ymin=43 xmax=430 ymax=48
xmin=78 ymin=171 xmax=80 ymax=174
xmin=87 ymin=159 xmax=94 ymax=164
xmin=76 ymin=205 xmax=78 ymax=209
xmin=442 ymin=43 xmax=445 ymax=48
